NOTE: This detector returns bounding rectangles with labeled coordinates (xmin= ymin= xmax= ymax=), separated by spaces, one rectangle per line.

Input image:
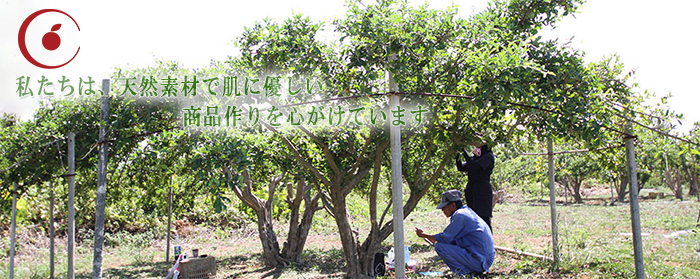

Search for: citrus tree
xmin=227 ymin=0 xmax=633 ymax=276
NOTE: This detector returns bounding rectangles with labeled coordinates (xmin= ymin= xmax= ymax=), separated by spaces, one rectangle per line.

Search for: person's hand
xmin=415 ymin=227 xmax=436 ymax=244
xmin=414 ymin=227 xmax=425 ymax=238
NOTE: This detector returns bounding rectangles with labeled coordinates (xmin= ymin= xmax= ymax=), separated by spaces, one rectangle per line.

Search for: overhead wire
xmin=2 ymin=89 xmax=697 ymax=176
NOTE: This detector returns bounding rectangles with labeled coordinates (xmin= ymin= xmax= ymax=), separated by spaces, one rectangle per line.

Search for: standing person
xmin=456 ymin=144 xmax=495 ymax=231
xmin=415 ymin=189 xmax=495 ymax=277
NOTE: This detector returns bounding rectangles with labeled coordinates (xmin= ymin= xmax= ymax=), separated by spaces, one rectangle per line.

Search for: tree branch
xmin=342 ymin=166 xmax=372 ymax=198
xmin=320 ymin=190 xmax=336 ymax=219
xmin=297 ymin=125 xmax=341 ymax=176
xmin=260 ymin=121 xmax=331 ymax=187
xmin=226 ymin=167 xmax=261 ymax=212
xmin=266 ymin=170 xmax=285 ymax=213
xmin=369 ymin=140 xmax=389 ymax=230
xmin=378 ymin=195 xmax=392 ymax=230
xmin=348 ymin=130 xmax=378 ymax=178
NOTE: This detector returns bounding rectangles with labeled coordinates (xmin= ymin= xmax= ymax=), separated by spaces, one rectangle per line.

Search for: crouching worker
xmin=415 ymin=189 xmax=495 ymax=276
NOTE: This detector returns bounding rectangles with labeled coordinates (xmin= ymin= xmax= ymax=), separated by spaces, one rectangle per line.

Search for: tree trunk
xmin=355 ymin=150 xmax=453 ymax=276
xmin=664 ymin=168 xmax=673 ymax=195
xmin=231 ymin=169 xmax=288 ymax=267
xmin=266 ymin=123 xmax=380 ymax=277
xmin=330 ymin=190 xmax=365 ymax=278
xmin=358 ymin=232 xmax=383 ymax=276
xmin=562 ymin=178 xmax=570 ymax=206
xmin=283 ymin=181 xmax=301 ymax=260
xmin=617 ymin=174 xmax=628 ymax=202
xmin=673 ymin=169 xmax=683 ymax=201
xmin=690 ymin=168 xmax=699 ymax=197
xmin=572 ymin=177 xmax=583 ymax=204
xmin=255 ymin=209 xmax=284 ymax=266
xmin=686 ymin=167 xmax=698 ymax=196
xmin=697 ymin=167 xmax=700 ymax=203
xmin=282 ymin=180 xmax=321 ymax=264
xmin=358 ymin=141 xmax=388 ymax=276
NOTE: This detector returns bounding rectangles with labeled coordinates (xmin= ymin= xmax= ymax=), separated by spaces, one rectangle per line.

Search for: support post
xmin=67 ymin=132 xmax=76 ymax=279
xmin=609 ymin=173 xmax=615 ymax=206
xmin=388 ymin=69 xmax=405 ymax=278
xmin=93 ymin=79 xmax=111 ymax=279
xmin=625 ymin=120 xmax=646 ymax=279
xmin=50 ymin=180 xmax=55 ymax=279
xmin=9 ymin=182 xmax=18 ymax=279
xmin=166 ymin=176 xmax=173 ymax=262
xmin=547 ymin=139 xmax=560 ymax=269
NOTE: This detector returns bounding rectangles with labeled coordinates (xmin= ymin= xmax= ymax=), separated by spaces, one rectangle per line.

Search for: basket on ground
xmin=179 ymin=256 xmax=216 ymax=279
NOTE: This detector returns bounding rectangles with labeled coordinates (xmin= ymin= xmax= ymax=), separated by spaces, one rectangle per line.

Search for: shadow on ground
xmin=76 ymin=260 xmax=170 ymax=279
xmin=220 ymin=248 xmax=347 ymax=278
xmin=75 ymin=248 xmax=350 ymax=279
xmin=74 ymin=246 xmax=541 ymax=278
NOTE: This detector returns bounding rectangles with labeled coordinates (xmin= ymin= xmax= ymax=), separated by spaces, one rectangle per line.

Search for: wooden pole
xmin=166 ymin=176 xmax=173 ymax=262
xmin=93 ymin=79 xmax=111 ymax=279
xmin=9 ymin=182 xmax=18 ymax=279
xmin=547 ymin=139 xmax=560 ymax=269
xmin=388 ymin=68 xmax=405 ymax=278
xmin=50 ymin=180 xmax=55 ymax=279
xmin=67 ymin=132 xmax=76 ymax=279
xmin=625 ymin=120 xmax=646 ymax=279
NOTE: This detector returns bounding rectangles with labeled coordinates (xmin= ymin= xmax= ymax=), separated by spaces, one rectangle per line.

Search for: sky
xmin=1 ymin=0 xmax=698 ymax=132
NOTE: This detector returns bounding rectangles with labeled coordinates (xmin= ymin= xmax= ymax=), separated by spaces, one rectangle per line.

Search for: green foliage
xmin=0 ymin=91 xmax=181 ymax=228
xmin=182 ymin=195 xmax=252 ymax=228
xmin=191 ymin=132 xmax=251 ymax=213
xmin=104 ymin=230 xmax=151 ymax=248
xmin=226 ymin=4 xmax=673 ymax=275
xmin=491 ymin=142 xmax=547 ymax=198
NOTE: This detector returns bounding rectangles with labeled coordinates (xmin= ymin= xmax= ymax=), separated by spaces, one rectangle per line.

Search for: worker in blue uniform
xmin=415 ymin=189 xmax=495 ymax=276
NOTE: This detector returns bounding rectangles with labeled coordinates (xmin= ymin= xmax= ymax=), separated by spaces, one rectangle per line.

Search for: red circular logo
xmin=18 ymin=9 xmax=81 ymax=69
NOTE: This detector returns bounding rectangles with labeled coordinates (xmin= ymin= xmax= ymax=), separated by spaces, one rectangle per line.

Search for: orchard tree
xmin=584 ymin=54 xmax=649 ymax=202
xmin=227 ymin=0 xmax=631 ymax=276
xmin=491 ymin=142 xmax=548 ymax=200
xmin=555 ymin=146 xmax=600 ymax=204
xmin=190 ymin=131 xmax=324 ymax=266
xmin=0 ymin=95 xmax=178 ymax=222
xmin=635 ymin=96 xmax=696 ymax=200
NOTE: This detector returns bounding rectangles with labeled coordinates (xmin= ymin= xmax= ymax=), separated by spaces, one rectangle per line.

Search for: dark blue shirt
xmin=434 ymin=205 xmax=495 ymax=260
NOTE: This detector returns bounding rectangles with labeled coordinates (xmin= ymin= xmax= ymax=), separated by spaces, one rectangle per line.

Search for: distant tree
xmin=556 ymin=148 xmax=600 ymax=204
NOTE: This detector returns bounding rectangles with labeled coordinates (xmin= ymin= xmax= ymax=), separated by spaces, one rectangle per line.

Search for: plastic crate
xmin=179 ymin=256 xmax=216 ymax=279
